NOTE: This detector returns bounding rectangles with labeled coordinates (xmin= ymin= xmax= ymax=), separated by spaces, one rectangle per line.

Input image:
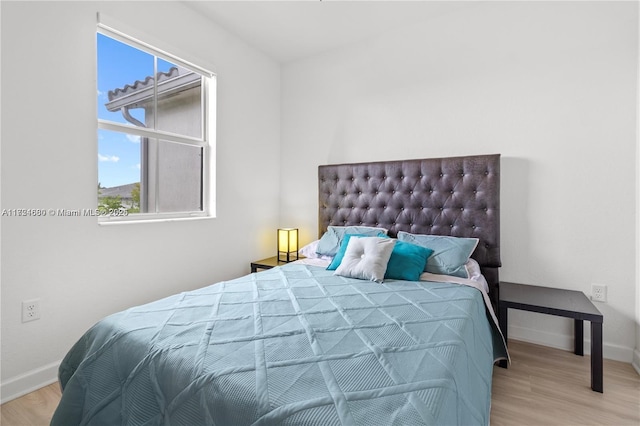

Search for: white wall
xmin=280 ymin=2 xmax=638 ymax=362
xmin=0 ymin=1 xmax=281 ymax=401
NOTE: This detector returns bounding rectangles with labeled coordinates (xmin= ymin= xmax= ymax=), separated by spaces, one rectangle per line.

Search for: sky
xmin=97 ymin=33 xmax=175 ymax=188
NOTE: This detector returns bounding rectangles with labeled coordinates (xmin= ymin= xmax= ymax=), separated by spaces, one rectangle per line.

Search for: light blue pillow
xmin=397 ymin=231 xmax=479 ymax=278
xmin=316 ymin=226 xmax=388 ymax=257
xmin=384 ymin=240 xmax=434 ymax=281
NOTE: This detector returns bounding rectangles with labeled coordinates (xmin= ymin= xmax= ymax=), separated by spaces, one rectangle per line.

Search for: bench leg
xmin=591 ymin=322 xmax=603 ymax=393
xmin=498 ymin=304 xmax=508 ymax=368
xmin=574 ymin=319 xmax=584 ymax=356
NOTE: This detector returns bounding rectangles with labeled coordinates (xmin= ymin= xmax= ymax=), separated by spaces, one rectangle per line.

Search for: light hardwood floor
xmin=1 ymin=340 xmax=639 ymax=425
xmin=491 ymin=340 xmax=640 ymax=425
xmin=0 ymin=382 xmax=61 ymax=426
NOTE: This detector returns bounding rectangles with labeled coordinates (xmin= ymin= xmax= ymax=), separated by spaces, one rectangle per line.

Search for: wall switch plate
xmin=591 ymin=284 xmax=607 ymax=303
xmin=22 ymin=299 xmax=41 ymax=322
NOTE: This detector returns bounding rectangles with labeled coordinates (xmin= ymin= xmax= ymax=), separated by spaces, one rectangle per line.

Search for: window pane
xmin=153 ymin=139 xmax=203 ymax=213
xmin=141 ymin=139 xmax=203 ymax=213
xmin=97 ymin=129 xmax=142 ymax=213
xmin=97 ymin=33 xmax=153 ymax=127
xmin=155 ymin=58 xmax=203 ymax=139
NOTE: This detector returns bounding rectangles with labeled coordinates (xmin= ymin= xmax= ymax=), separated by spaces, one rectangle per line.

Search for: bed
xmin=51 ymin=154 xmax=507 ymax=425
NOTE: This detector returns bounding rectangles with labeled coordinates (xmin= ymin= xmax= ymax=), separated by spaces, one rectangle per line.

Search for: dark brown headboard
xmin=318 ymin=154 xmax=501 ymax=307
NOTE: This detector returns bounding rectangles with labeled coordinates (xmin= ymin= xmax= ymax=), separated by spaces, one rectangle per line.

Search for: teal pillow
xmin=384 ymin=240 xmax=434 ymax=281
xmin=397 ymin=232 xmax=478 ymax=278
xmin=316 ymin=226 xmax=388 ymax=257
xmin=327 ymin=234 xmax=368 ymax=270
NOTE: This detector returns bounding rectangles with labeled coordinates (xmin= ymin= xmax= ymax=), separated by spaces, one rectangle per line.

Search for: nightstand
xmin=250 ymin=256 xmax=281 ymax=273
xmin=251 ymin=256 xmax=307 ymax=273
xmin=498 ymin=281 xmax=603 ymax=392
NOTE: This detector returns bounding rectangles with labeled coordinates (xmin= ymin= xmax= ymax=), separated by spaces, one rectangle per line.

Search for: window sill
xmin=98 ymin=214 xmax=214 ymax=226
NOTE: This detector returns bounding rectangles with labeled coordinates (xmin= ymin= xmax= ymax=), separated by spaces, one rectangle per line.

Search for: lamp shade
xmin=277 ymin=228 xmax=299 ymax=262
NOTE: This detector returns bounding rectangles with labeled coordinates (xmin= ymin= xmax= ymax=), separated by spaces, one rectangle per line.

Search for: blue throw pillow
xmin=397 ymin=232 xmax=478 ymax=278
xmin=384 ymin=240 xmax=434 ymax=281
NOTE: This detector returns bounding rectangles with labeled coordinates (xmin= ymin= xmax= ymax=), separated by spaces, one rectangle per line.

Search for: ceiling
xmin=183 ymin=1 xmax=472 ymax=63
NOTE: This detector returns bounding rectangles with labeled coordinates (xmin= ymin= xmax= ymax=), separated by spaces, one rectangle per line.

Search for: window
xmin=96 ymin=24 xmax=215 ymax=222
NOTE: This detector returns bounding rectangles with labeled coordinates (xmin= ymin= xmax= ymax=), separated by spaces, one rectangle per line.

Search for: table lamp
xmin=277 ymin=228 xmax=299 ymax=262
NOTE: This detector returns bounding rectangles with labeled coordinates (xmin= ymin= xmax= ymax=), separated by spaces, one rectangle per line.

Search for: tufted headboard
xmin=318 ymin=154 xmax=501 ymax=307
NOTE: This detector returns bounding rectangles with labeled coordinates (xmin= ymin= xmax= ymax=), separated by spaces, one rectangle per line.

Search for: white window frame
xmin=96 ymin=21 xmax=216 ymax=224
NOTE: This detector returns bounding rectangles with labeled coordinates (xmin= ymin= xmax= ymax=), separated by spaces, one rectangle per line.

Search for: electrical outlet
xmin=22 ymin=299 xmax=41 ymax=322
xmin=591 ymin=284 xmax=607 ymax=303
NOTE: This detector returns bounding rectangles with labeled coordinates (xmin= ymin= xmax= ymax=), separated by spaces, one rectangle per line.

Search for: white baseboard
xmin=509 ymin=324 xmax=633 ymax=363
xmin=0 ymin=360 xmax=60 ymax=404
xmin=633 ymin=348 xmax=640 ymax=376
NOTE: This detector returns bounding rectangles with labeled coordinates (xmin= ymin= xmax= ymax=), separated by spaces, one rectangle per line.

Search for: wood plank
xmin=0 ymin=383 xmax=61 ymax=426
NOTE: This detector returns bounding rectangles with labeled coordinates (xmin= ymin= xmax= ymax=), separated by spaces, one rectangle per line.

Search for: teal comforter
xmin=52 ymin=263 xmax=507 ymax=425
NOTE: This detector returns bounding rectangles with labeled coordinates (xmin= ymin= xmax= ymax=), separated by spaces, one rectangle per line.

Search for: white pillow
xmin=334 ymin=237 xmax=395 ymax=283
xmin=464 ymin=258 xmax=482 ymax=280
xmin=299 ymin=240 xmax=323 ymax=259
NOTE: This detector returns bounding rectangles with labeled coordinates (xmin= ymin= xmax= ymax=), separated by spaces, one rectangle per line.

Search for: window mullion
xmin=153 ymin=56 xmax=159 ymax=215
xmin=98 ymin=120 xmax=205 ymax=147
